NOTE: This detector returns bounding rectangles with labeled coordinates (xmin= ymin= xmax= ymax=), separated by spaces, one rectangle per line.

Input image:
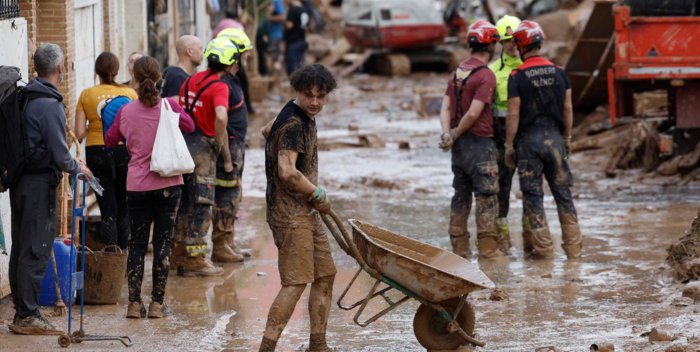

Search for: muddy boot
xmin=231 ymin=227 xmax=252 ymax=258
xmin=530 ymin=227 xmax=554 ymax=260
xmin=496 ymin=218 xmax=512 ymax=256
xmin=126 ymin=302 xmax=147 ymax=319
xmin=522 ymin=209 xmax=534 ymax=254
xmin=259 ymin=337 xmax=278 ymax=352
xmin=9 ymin=314 xmax=63 ymax=335
xmin=147 ymin=302 xmax=172 ymax=319
xmin=231 ymin=245 xmax=252 ymax=258
xmin=181 ymin=256 xmax=224 ymax=277
xmin=477 ymin=237 xmax=508 ymax=261
xmin=450 ymin=234 xmax=472 ymax=259
xmin=212 ymin=239 xmax=245 ymax=263
xmin=559 ymin=213 xmax=583 ymax=259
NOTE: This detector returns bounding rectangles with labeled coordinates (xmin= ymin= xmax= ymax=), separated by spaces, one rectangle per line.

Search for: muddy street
xmin=1 ymin=74 xmax=699 ymax=351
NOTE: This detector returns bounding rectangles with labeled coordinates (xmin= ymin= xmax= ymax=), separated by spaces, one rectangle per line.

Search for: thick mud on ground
xmin=1 ymin=74 xmax=699 ymax=351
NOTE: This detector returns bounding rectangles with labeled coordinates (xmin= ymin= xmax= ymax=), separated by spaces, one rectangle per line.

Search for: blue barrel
xmin=39 ymin=239 xmax=77 ymax=306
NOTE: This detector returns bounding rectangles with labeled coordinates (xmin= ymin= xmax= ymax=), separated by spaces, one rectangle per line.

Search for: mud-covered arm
xmin=439 ymin=95 xmax=451 ymax=133
xmin=505 ymin=97 xmax=520 ymax=145
xmin=563 ymin=88 xmax=573 ymax=137
xmin=454 ymin=100 xmax=486 ymax=136
xmin=278 ymin=149 xmax=316 ymax=196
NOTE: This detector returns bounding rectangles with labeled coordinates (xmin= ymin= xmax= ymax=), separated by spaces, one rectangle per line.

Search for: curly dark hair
xmin=289 ymin=64 xmax=338 ymax=95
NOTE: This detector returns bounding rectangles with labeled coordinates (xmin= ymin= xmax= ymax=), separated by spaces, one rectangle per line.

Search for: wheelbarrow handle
xmin=322 ymin=210 xmax=366 ymax=267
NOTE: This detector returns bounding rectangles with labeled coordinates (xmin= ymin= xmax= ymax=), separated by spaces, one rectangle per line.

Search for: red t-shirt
xmin=179 ymin=69 xmax=229 ymax=137
xmin=444 ymin=57 xmax=496 ymax=137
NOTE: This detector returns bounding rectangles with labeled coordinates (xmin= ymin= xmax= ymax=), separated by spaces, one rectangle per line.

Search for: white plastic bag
xmin=150 ymin=98 xmax=195 ymax=177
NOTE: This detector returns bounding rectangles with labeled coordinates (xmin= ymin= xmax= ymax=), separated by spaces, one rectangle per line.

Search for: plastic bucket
xmin=39 ymin=239 xmax=77 ymax=306
xmin=78 ymin=245 xmax=127 ymax=304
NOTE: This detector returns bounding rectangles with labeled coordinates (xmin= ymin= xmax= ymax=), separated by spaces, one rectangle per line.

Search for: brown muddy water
xmin=1 ymin=74 xmax=699 ymax=351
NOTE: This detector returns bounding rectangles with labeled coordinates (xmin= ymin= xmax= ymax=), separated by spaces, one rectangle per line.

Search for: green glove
xmin=308 ymin=187 xmax=332 ymax=214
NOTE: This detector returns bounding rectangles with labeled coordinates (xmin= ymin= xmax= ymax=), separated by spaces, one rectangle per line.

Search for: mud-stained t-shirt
xmin=444 ymin=57 xmax=496 ymax=137
xmin=265 ymin=100 xmax=319 ymax=229
xmin=508 ymin=56 xmax=571 ymax=136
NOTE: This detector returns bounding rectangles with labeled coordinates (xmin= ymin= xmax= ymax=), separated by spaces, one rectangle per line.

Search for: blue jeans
xmin=285 ymin=40 xmax=308 ymax=75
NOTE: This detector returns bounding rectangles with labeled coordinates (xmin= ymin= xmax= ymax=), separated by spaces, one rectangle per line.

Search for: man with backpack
xmin=504 ymin=21 xmax=583 ymax=260
xmin=171 ymin=38 xmax=237 ymax=277
xmin=438 ymin=20 xmax=505 ymax=261
xmin=1 ymin=43 xmax=91 ymax=335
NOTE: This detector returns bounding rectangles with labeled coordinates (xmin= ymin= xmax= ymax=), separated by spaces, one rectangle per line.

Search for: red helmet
xmin=466 ymin=20 xmax=501 ymax=45
xmin=512 ymin=20 xmax=546 ymax=47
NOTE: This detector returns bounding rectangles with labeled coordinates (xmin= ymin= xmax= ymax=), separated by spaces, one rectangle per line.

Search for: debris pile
xmin=667 ymin=207 xmax=700 ymax=281
xmin=572 ymin=95 xmax=700 ymax=183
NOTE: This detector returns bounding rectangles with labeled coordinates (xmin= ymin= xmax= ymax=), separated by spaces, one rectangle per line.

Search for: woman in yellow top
xmin=75 ymin=51 xmax=137 ymax=251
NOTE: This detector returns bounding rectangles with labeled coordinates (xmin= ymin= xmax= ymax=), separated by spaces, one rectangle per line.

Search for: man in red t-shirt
xmin=172 ymin=38 xmax=238 ymax=277
xmin=438 ymin=20 xmax=505 ymax=261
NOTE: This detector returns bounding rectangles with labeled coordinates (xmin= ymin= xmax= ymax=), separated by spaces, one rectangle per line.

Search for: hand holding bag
xmin=150 ymin=98 xmax=195 ymax=177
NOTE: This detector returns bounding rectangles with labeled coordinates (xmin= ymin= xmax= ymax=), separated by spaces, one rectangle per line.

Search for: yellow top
xmin=76 ymin=84 xmax=138 ymax=146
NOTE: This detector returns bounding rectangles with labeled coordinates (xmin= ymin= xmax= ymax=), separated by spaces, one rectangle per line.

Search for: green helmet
xmin=217 ymin=28 xmax=253 ymax=52
xmin=204 ymin=37 xmax=240 ymax=66
xmin=496 ymin=15 xmax=522 ymax=40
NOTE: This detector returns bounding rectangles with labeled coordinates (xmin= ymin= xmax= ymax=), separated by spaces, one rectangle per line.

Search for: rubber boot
xmin=230 ymin=227 xmax=252 ymax=258
xmin=530 ymin=226 xmax=555 ymax=260
xmin=450 ymin=235 xmax=472 ymax=259
xmin=496 ymin=218 xmax=512 ymax=256
xmin=559 ymin=212 xmax=583 ymax=259
xmin=212 ymin=239 xmax=245 ymax=263
xmin=477 ymin=237 xmax=508 ymax=261
xmin=522 ymin=212 xmax=534 ymax=254
xmin=181 ymin=256 xmax=224 ymax=277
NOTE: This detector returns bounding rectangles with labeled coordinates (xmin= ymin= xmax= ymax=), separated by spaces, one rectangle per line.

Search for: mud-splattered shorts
xmin=270 ymin=220 xmax=337 ymax=286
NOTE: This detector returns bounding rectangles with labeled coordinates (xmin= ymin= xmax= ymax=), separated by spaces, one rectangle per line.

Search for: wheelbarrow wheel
xmin=58 ymin=334 xmax=72 ymax=348
xmin=413 ymin=297 xmax=475 ymax=350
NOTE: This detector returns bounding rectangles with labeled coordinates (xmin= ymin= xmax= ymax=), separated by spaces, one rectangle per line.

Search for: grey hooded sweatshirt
xmin=23 ymin=77 xmax=80 ymax=175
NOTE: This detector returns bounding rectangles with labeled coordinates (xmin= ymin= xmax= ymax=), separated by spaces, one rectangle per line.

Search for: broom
xmin=51 ymin=249 xmax=68 ymax=316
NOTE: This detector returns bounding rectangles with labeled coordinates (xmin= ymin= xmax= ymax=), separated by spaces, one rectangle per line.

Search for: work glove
xmin=505 ymin=144 xmax=517 ymax=169
xmin=563 ymin=136 xmax=572 ymax=159
xmin=308 ymin=187 xmax=332 ymax=214
xmin=439 ymin=129 xmax=458 ymax=152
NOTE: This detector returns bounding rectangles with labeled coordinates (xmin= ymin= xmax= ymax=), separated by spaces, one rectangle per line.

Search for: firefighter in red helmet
xmin=504 ymin=20 xmax=583 ymax=260
xmin=438 ymin=20 xmax=506 ymax=261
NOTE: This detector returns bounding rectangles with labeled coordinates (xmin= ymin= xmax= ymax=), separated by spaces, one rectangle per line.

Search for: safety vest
xmin=488 ymin=53 xmax=523 ymax=114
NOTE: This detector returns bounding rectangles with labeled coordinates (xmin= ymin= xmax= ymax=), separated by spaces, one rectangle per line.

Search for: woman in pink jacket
xmin=105 ymin=56 xmax=194 ymax=320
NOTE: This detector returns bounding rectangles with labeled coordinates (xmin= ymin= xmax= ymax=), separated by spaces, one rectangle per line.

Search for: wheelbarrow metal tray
xmin=349 ymin=220 xmax=495 ymax=302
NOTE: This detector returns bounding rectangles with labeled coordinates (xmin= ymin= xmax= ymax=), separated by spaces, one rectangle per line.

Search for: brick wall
xmin=23 ymin=0 xmax=77 ymax=132
xmin=20 ymin=0 xmax=37 ymax=77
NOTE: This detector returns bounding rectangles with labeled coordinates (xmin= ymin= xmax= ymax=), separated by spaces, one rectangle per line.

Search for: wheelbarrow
xmin=321 ymin=211 xmax=495 ymax=350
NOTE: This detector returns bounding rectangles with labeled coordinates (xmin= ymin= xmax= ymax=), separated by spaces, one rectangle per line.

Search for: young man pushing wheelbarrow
xmin=259 ymin=63 xmax=338 ymax=352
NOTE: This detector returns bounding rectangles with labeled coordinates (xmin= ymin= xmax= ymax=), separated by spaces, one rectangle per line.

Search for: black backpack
xmin=0 ymin=68 xmax=55 ymax=192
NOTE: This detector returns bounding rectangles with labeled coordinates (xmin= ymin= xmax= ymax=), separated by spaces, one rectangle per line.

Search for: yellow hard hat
xmin=204 ymin=38 xmax=240 ymax=66
xmin=496 ymin=15 xmax=522 ymax=40
xmin=217 ymin=28 xmax=253 ymax=52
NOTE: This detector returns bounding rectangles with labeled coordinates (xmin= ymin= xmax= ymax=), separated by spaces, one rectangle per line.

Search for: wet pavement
xmin=1 ymin=74 xmax=699 ymax=351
